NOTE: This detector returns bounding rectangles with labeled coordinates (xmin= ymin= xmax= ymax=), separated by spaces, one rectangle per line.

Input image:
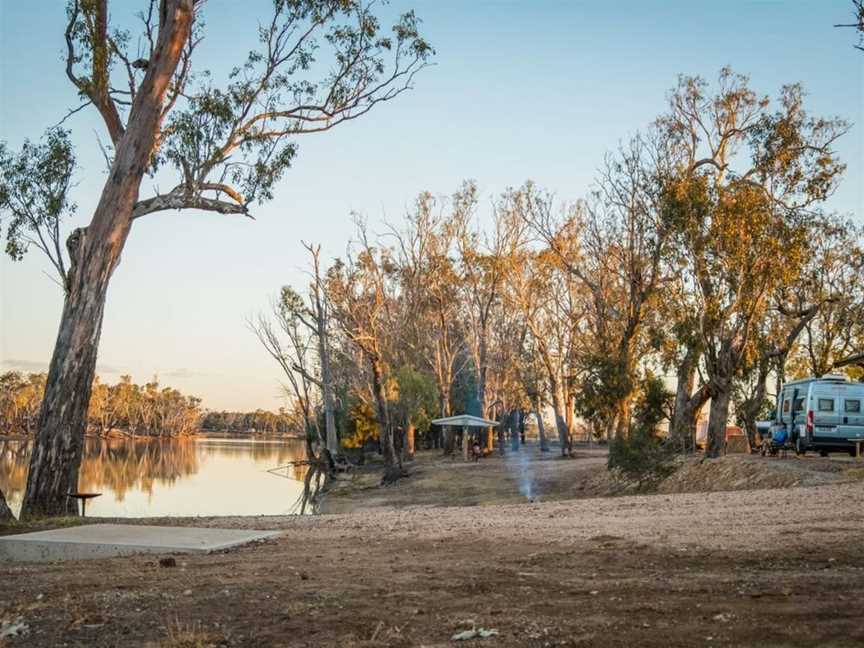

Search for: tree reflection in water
xmin=0 ymin=436 xmax=313 ymax=517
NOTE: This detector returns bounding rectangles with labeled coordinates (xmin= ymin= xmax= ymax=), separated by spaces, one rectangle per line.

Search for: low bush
xmin=608 ymin=429 xmax=677 ymax=488
xmin=607 ymin=373 xmax=677 ymax=488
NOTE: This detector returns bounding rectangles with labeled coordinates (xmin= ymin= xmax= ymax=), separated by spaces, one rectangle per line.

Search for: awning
xmin=430 ymin=414 xmax=499 ymax=428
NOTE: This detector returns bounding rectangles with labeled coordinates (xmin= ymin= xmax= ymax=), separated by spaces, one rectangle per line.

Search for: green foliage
xmin=608 ymin=374 xmax=676 ymax=487
xmin=632 ymin=373 xmax=673 ymax=432
xmin=392 ymin=364 xmax=438 ymax=433
xmin=343 ymin=400 xmax=378 ymax=449
xmin=155 ymin=0 xmax=434 ymax=207
xmin=0 ymin=129 xmax=76 ymax=282
xmin=573 ymin=352 xmax=633 ymax=422
xmin=608 ymin=431 xmax=676 ymax=487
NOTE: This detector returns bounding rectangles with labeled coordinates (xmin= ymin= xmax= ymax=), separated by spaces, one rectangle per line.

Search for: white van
xmin=773 ymin=374 xmax=864 ymax=455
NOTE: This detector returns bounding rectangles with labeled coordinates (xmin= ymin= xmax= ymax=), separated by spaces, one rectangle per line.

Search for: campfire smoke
xmin=505 ymin=447 xmax=538 ymax=503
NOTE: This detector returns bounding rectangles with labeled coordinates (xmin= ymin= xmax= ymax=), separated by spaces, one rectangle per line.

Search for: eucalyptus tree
xmin=0 ymin=130 xmax=77 ymax=288
xmin=390 ymin=364 xmax=438 ymax=458
xmin=733 ymin=218 xmax=864 ymax=445
xmin=251 ymin=242 xmax=341 ymax=462
xmin=525 ymin=134 xmax=672 ymax=439
xmin=389 ymin=191 xmax=468 ymax=421
xmin=516 ymin=340 xmax=551 ymax=452
xmin=326 ymin=222 xmax=403 ymax=482
xmin=659 ymin=69 xmax=847 ymax=458
xmin=505 ymin=232 xmax=583 ymax=455
xmin=734 ymin=299 xmax=824 ymax=448
xmin=455 ymin=184 xmax=525 ymax=429
xmin=785 ymin=218 xmax=864 ymax=379
xmin=250 ymin=286 xmax=323 ymax=455
xmin=485 ymin=279 xmax=531 ymax=453
xmin=0 ymin=0 xmax=432 ymax=516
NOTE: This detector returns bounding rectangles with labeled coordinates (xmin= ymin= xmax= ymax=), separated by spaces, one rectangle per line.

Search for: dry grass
xmin=150 ymin=621 xmax=222 ymax=648
xmin=321 ymin=445 xmax=611 ymax=513
xmin=0 ymin=515 xmax=87 ymax=536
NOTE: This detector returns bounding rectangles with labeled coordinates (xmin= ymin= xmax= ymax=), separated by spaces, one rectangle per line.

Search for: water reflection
xmin=0 ymin=436 xmax=314 ymax=518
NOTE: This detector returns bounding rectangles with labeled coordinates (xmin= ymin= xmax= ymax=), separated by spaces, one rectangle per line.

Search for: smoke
xmin=505 ymin=447 xmax=538 ymax=503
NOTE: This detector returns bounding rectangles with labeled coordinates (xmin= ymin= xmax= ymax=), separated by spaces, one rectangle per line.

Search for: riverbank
xmin=1 ymin=479 xmax=863 ymax=647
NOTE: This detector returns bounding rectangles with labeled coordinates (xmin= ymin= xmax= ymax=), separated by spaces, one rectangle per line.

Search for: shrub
xmin=608 ymin=429 xmax=677 ymax=487
xmin=607 ymin=373 xmax=676 ymax=487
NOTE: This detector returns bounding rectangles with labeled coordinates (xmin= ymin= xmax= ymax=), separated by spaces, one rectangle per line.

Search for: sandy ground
xmin=1 ymin=449 xmax=863 ymax=647
xmin=322 ymin=446 xmax=863 ymax=513
xmin=321 ymin=447 xmax=614 ymax=513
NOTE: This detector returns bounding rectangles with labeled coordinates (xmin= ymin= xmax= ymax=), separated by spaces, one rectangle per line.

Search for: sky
xmin=0 ymin=1 xmax=862 ymax=412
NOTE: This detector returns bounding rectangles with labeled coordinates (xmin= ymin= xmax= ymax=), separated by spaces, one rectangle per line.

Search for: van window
xmin=793 ymin=398 xmax=805 ymax=413
xmin=817 ymin=398 xmax=834 ymax=412
xmin=846 ymin=400 xmax=861 ymax=414
xmin=782 ymin=399 xmax=790 ymax=414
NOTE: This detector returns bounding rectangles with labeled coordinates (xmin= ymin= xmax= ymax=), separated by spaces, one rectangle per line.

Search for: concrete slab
xmin=0 ymin=524 xmax=281 ymax=562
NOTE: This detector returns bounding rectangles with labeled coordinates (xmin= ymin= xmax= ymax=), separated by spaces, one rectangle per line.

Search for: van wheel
xmin=850 ymin=450 xmax=858 ymax=458
xmin=819 ymin=450 xmax=829 ymax=457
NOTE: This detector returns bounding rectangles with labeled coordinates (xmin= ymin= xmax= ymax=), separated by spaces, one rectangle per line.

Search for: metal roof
xmin=782 ymin=373 xmax=851 ymax=387
xmin=430 ymin=414 xmax=499 ymax=428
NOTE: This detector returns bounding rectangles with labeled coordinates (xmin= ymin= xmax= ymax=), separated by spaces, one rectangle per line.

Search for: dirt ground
xmin=2 ymin=447 xmax=864 ymax=647
xmin=322 ymin=445 xmax=864 ymax=513
xmin=321 ymin=447 xmax=614 ymax=513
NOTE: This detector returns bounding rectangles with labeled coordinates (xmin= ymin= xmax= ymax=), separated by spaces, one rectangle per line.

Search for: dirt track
xmin=2 ymin=476 xmax=864 ymax=647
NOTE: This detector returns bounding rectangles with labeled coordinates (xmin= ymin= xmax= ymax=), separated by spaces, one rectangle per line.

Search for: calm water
xmin=0 ymin=436 xmax=316 ymax=518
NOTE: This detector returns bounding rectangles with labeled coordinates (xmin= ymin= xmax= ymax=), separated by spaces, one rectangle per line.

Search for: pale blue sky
xmin=1 ymin=1 xmax=862 ymax=411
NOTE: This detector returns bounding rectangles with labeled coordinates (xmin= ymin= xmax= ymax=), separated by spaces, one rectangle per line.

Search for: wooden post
xmin=462 ymin=425 xmax=470 ymax=461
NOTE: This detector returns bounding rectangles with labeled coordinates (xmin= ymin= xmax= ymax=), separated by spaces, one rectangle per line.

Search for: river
xmin=0 ymin=436 xmax=316 ymax=519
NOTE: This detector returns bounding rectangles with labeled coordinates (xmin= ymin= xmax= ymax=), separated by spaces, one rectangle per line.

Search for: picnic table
xmin=67 ymin=492 xmax=101 ymax=517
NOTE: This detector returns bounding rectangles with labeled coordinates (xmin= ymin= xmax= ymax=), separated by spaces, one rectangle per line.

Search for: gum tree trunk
xmin=317 ymin=318 xmax=339 ymax=457
xmin=0 ymin=487 xmax=13 ymax=521
xmin=669 ymin=348 xmax=709 ymax=452
xmin=308 ymin=251 xmax=340 ymax=459
xmin=21 ymin=266 xmax=115 ymax=517
xmin=438 ymin=395 xmax=450 ymax=454
xmin=612 ymin=347 xmax=637 ymax=440
xmin=706 ymin=385 xmax=732 ymax=458
xmin=369 ymin=355 xmax=401 ymax=482
xmin=405 ymin=422 xmax=416 ymax=459
xmin=532 ymin=395 xmax=549 ymax=452
xmin=20 ymin=1 xmax=194 ymax=518
xmin=510 ymin=409 xmax=520 ymax=451
xmin=550 ymin=381 xmax=570 ymax=456
xmin=739 ymin=357 xmax=771 ymax=452
xmin=705 ymin=341 xmax=738 ymax=459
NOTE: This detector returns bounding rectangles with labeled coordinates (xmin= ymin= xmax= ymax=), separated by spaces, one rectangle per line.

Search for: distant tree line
xmin=0 ymin=372 xmax=202 ymax=438
xmin=199 ymin=409 xmax=299 ymax=436
xmin=1 ymin=372 xmax=305 ymax=438
xmin=0 ymin=373 xmax=46 ymax=435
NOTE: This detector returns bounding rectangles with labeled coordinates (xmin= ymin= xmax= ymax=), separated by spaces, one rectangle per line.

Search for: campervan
xmin=772 ymin=374 xmax=864 ymax=455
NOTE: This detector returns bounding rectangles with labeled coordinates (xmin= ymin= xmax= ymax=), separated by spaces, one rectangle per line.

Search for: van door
xmin=779 ymin=391 xmax=791 ymax=427
xmin=791 ymin=388 xmax=804 ymax=439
